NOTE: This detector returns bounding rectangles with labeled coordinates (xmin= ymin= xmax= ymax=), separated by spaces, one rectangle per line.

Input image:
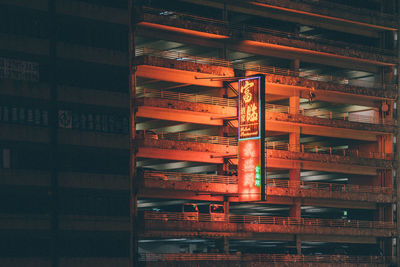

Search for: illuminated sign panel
xmin=238 ymin=76 xmax=265 ymax=201
xmin=239 ymin=77 xmax=261 ymax=140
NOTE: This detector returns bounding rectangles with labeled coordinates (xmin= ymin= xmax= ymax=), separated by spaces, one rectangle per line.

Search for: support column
xmin=291 ymin=59 xmax=300 ymax=76
xmin=289 ymin=197 xmax=301 ymax=219
xmin=289 ymin=95 xmax=300 ymax=115
xmin=289 ymin=95 xmax=300 ymax=152
xmin=289 ymin=131 xmax=300 ymax=152
xmin=296 ymin=235 xmax=302 ymax=255
xmin=224 ymin=198 xmax=229 ymax=222
xmin=289 ymin=94 xmax=301 ymax=221
xmin=129 ymin=1 xmax=139 ymax=267
xmin=217 ymin=198 xmax=230 ymax=253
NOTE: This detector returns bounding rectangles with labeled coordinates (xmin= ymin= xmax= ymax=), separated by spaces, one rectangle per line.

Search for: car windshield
xmin=210 ymin=205 xmax=224 ymax=213
xmin=183 ymin=204 xmax=198 ymax=212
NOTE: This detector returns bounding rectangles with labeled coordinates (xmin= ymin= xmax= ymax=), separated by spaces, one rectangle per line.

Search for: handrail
xmin=141 ymin=6 xmax=395 ymax=56
xmin=140 ymin=253 xmax=390 ymax=263
xmin=136 ymin=47 xmax=397 ymax=91
xmin=139 ymin=130 xmax=391 ymax=160
xmin=137 ymin=88 xmax=393 ymax=125
xmin=269 ymin=104 xmax=392 ymax=125
xmin=142 ymin=171 xmax=392 ymax=194
xmin=137 ymin=88 xmax=237 ymax=107
xmin=139 ymin=130 xmax=238 ymax=146
xmin=143 ymin=211 xmax=395 ymax=229
xmin=265 ymin=142 xmax=392 ymax=160
xmin=143 ymin=170 xmax=238 ymax=184
xmin=267 ymin=179 xmax=392 ymax=194
xmin=300 ymin=108 xmax=391 ymax=125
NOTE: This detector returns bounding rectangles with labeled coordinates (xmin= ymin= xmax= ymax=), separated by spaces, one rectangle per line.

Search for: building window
xmin=2 ymin=148 xmax=11 ymax=169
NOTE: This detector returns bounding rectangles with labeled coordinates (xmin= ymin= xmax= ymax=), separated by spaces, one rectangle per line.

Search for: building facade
xmin=0 ymin=0 xmax=399 ymax=266
xmin=0 ymin=0 xmax=130 ymax=266
xmin=132 ymin=0 xmax=400 ymax=266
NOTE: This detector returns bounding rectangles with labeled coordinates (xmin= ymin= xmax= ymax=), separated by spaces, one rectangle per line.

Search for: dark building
xmin=1 ymin=0 xmax=399 ymax=266
xmin=1 ymin=0 xmax=130 ymax=266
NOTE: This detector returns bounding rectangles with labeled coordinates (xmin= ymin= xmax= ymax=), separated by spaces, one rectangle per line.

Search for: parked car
xmin=209 ymin=204 xmax=225 ymax=221
xmin=182 ymin=203 xmax=199 ymax=221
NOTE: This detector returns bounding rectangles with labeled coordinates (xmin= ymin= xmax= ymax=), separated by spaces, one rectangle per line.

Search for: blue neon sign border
xmin=238 ymin=76 xmax=262 ymax=141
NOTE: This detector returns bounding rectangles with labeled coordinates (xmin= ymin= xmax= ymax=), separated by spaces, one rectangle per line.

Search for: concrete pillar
xmin=289 ymin=131 xmax=300 ymax=152
xmin=289 ymin=95 xmax=300 ymax=115
xmin=224 ymin=198 xmax=229 ymax=222
xmin=289 ymin=168 xmax=301 ymax=187
xmin=289 ymin=200 xmax=301 ymax=220
xmin=289 ymin=95 xmax=301 ymax=153
xmin=291 ymin=59 xmax=300 ymax=75
xmin=296 ymin=235 xmax=302 ymax=255
xmin=288 ymin=103 xmax=301 ymax=220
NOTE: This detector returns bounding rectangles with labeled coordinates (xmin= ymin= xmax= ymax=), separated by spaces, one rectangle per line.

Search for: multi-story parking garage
xmin=131 ymin=0 xmax=399 ymax=266
xmin=0 ymin=0 xmax=399 ymax=266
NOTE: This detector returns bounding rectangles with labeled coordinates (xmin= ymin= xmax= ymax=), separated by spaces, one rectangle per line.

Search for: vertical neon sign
xmin=238 ymin=75 xmax=265 ymax=201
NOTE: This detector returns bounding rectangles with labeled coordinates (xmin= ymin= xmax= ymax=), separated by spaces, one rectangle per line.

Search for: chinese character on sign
xmin=246 ymin=103 xmax=258 ymax=122
xmin=241 ymin=80 xmax=254 ymax=103
xmin=239 ymin=77 xmax=260 ymax=140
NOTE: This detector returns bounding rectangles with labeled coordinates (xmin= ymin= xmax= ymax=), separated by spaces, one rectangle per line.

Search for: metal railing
xmin=137 ymin=88 xmax=393 ymax=125
xmin=139 ymin=130 xmax=238 ymax=146
xmin=136 ymin=47 xmax=396 ymax=91
xmin=143 ymin=171 xmax=392 ymax=195
xmin=140 ymin=253 xmax=389 ymax=263
xmin=136 ymin=47 xmax=232 ymax=67
xmin=137 ymin=88 xmax=237 ymax=107
xmin=142 ymin=6 xmax=395 ymax=56
xmin=301 ymin=108 xmax=384 ymax=124
xmin=265 ymin=142 xmax=391 ymax=160
xmin=267 ymin=179 xmax=392 ymax=194
xmin=143 ymin=170 xmax=238 ymax=184
xmin=267 ymin=104 xmax=391 ymax=125
xmin=139 ymin=130 xmax=391 ymax=160
xmin=144 ymin=211 xmax=394 ymax=229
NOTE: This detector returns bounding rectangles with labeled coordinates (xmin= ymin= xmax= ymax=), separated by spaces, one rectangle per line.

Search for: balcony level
xmin=139 ymin=171 xmax=393 ymax=204
xmin=135 ymin=50 xmax=397 ymax=100
xmin=175 ymin=0 xmax=398 ymax=35
xmin=136 ymin=88 xmax=395 ymax=137
xmin=136 ymin=132 xmax=392 ymax=175
xmin=137 ymin=7 xmax=397 ymax=66
xmin=141 ymin=211 xmax=395 ymax=239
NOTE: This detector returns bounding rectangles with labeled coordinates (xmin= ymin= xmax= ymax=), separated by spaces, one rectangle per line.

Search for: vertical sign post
xmin=238 ymin=75 xmax=265 ymax=201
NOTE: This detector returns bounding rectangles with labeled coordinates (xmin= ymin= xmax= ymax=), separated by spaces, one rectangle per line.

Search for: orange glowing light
xmin=238 ymin=76 xmax=265 ymax=201
xmin=238 ymin=139 xmax=261 ymax=201
xmin=239 ymin=77 xmax=261 ymax=140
